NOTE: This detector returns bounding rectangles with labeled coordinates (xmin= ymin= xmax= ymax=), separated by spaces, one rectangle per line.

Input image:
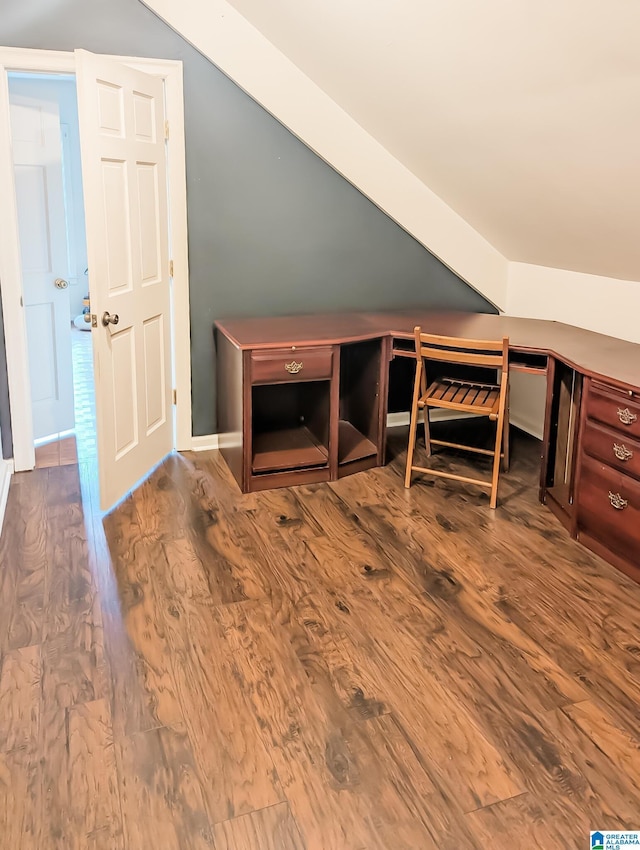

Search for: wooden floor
xmin=1 ymin=425 xmax=640 ymax=849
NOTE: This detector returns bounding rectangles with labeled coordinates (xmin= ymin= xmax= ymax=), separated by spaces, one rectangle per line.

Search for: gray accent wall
xmin=0 ymin=0 xmax=495 ymax=441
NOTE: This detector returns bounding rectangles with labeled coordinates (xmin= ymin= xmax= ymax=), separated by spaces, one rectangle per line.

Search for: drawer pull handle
xmin=613 ymin=443 xmax=633 ymax=461
xmin=284 ymin=360 xmax=303 ymax=374
xmin=617 ymin=407 xmax=638 ymax=425
xmin=608 ymin=491 xmax=628 ymax=510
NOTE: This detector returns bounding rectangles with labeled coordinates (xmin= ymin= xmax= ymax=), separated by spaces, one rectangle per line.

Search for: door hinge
xmin=172 ymin=388 xmax=177 ymax=405
xmin=169 ymin=259 xmax=174 ymax=277
xmin=165 ymin=120 xmax=170 ymax=140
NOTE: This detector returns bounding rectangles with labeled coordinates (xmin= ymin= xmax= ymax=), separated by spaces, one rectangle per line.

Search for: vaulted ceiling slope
xmin=225 ymin=0 xmax=640 ymax=283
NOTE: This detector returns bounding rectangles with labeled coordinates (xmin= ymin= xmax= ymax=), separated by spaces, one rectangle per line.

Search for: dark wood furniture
xmin=215 ymin=311 xmax=640 ymax=582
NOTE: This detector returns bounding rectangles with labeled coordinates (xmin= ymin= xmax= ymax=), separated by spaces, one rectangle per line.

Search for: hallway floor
xmin=34 ymin=327 xmax=96 ymax=469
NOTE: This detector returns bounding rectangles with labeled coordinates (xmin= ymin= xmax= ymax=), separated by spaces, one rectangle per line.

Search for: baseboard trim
xmin=388 ymin=409 xmax=543 ymax=440
xmin=193 ymin=410 xmax=540 ymax=456
xmin=191 ymin=434 xmax=220 ymax=452
xmin=0 ymin=458 xmax=13 ymax=534
xmin=387 ymin=410 xmax=479 ymax=428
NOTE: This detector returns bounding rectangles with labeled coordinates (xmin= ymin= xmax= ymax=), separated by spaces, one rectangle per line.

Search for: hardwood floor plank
xmin=117 ymin=723 xmax=214 ymax=850
xmin=561 ymin=700 xmax=640 ymax=784
xmin=0 ymin=644 xmax=41 ymax=850
xmin=67 ymin=698 xmax=123 ymax=848
xmin=102 ymin=498 xmax=183 ymax=737
xmin=41 ymin=466 xmax=108 ymax=722
xmin=362 ymin=713 xmax=481 ymax=849
xmin=0 ymin=749 xmax=40 ymax=850
xmin=79 ymin=466 xmax=176 ymax=746
xmin=286 ymin=592 xmax=389 ymax=722
xmin=211 ymin=802 xmax=306 ymax=850
xmin=326 ymin=476 xmax=589 ymax=712
xmin=0 ymin=645 xmax=41 ymax=753
xmin=213 ymin=519 xmax=390 ymax=722
xmin=5 ymin=470 xmax=49 ymax=651
xmin=297 ymin=536 xmax=633 ymax=828
xmin=464 ymin=792 xmax=588 ymax=850
xmin=541 ymin=702 xmax=640 ymax=828
xmin=139 ymin=456 xmax=269 ymax=605
xmin=156 ymin=590 xmax=283 ymax=822
xmin=301 ymin=537 xmax=526 ymax=812
xmin=0 ymin=481 xmax=23 ymax=654
xmin=221 ymin=600 xmax=466 ymax=850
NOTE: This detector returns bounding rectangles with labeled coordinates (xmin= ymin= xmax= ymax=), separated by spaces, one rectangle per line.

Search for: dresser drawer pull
xmin=608 ymin=491 xmax=628 ymax=510
xmin=284 ymin=360 xmax=303 ymax=374
xmin=613 ymin=443 xmax=633 ymax=461
xmin=617 ymin=407 xmax=638 ymax=425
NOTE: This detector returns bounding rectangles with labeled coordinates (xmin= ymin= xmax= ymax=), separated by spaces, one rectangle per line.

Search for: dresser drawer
xmin=582 ymin=420 xmax=640 ymax=481
xmin=577 ymin=456 xmax=640 ymax=566
xmin=587 ymin=382 xmax=640 ymax=439
xmin=250 ymin=347 xmax=334 ymax=384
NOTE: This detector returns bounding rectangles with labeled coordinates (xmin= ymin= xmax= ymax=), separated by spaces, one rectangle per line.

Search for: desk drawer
xmin=577 ymin=456 xmax=640 ymax=565
xmin=250 ymin=347 xmax=334 ymax=384
xmin=582 ymin=420 xmax=640 ymax=481
xmin=587 ymin=382 xmax=640 ymax=439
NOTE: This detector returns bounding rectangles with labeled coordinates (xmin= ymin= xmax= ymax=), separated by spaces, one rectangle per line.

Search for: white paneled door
xmin=9 ymin=80 xmax=74 ymax=440
xmin=75 ymin=50 xmax=173 ymax=510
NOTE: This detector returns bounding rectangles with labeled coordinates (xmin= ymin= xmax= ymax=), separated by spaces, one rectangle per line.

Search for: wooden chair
xmin=404 ymin=327 xmax=510 ymax=508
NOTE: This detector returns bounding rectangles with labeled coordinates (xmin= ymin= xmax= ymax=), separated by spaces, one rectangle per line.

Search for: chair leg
xmin=404 ymin=359 xmax=423 ymax=488
xmin=423 ymin=405 xmax=432 ymax=457
xmin=489 ymin=412 xmax=505 ymax=509
xmin=502 ymin=386 xmax=510 ymax=472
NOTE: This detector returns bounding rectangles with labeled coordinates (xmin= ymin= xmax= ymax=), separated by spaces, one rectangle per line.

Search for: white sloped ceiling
xmin=224 ymin=0 xmax=640 ymax=283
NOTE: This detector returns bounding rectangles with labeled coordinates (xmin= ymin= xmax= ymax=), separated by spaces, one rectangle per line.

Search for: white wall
xmin=506 ymin=262 xmax=640 ymax=345
xmin=505 ymin=262 xmax=640 ymax=440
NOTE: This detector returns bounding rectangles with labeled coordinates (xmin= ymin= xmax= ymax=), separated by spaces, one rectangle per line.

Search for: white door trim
xmin=0 ymin=46 xmax=192 ymax=472
xmin=0 ymin=457 xmax=13 ymax=533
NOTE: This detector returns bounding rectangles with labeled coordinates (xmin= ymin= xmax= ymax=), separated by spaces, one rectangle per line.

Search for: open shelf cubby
xmin=338 ymin=339 xmax=382 ymax=466
xmin=251 ymin=380 xmax=331 ymax=474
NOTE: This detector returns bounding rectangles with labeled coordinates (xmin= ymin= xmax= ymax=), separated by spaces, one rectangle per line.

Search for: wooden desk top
xmin=215 ymin=311 xmax=640 ymax=391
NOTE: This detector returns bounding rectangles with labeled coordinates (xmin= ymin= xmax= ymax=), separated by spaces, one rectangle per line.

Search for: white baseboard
xmin=388 ymin=409 xmax=543 ymax=440
xmin=387 ymin=410 xmax=479 ymax=428
xmin=192 ymin=409 xmax=541 ymax=457
xmin=0 ymin=458 xmax=14 ymax=534
xmin=190 ymin=434 xmax=220 ymax=452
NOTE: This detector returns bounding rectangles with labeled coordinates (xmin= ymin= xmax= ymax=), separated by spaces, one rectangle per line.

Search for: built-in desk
xmin=215 ymin=311 xmax=640 ymax=583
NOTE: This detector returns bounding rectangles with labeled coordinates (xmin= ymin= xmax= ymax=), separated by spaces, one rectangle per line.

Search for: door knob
xmin=54 ymin=278 xmax=69 ymax=289
xmin=101 ymin=311 xmax=119 ymax=327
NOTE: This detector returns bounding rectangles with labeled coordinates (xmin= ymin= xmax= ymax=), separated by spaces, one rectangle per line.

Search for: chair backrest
xmin=413 ymin=328 xmax=509 ymax=377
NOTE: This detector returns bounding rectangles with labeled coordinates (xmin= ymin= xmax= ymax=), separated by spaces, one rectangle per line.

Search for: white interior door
xmin=9 ymin=79 xmax=74 ymax=440
xmin=75 ymin=49 xmax=173 ymax=510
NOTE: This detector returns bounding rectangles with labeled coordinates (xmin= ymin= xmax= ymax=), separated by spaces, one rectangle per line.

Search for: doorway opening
xmin=1 ymin=47 xmax=191 ymax=511
xmin=8 ymin=71 xmax=97 ymax=471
